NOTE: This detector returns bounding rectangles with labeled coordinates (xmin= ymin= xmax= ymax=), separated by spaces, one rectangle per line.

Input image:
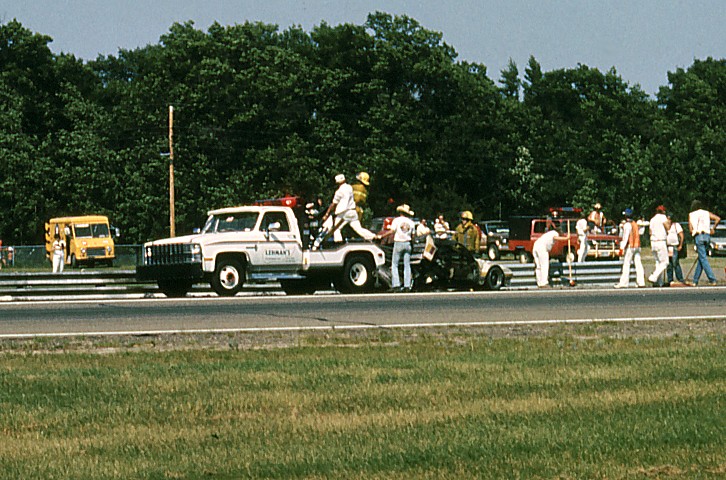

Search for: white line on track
xmin=2 ymin=314 xmax=725 ymax=339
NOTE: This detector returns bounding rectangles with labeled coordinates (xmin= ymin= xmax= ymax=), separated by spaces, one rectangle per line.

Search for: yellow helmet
xmin=461 ymin=210 xmax=473 ymax=221
xmin=356 ymin=171 xmax=370 ymax=186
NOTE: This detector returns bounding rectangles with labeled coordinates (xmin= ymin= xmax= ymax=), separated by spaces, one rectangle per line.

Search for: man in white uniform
xmin=313 ymin=174 xmax=375 ymax=250
xmin=51 ymin=233 xmax=66 ymax=273
xmin=532 ymin=227 xmax=568 ymax=288
xmin=615 ymin=208 xmax=645 ymax=288
xmin=648 ymin=205 xmax=671 ymax=287
xmin=575 ymin=214 xmax=589 ymax=262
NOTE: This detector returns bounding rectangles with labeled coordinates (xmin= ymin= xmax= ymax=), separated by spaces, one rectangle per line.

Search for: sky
xmin=1 ymin=0 xmax=724 ymax=96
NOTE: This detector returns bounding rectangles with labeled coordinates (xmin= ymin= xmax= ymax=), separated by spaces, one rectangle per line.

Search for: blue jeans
xmin=666 ymin=245 xmax=684 ymax=283
xmin=693 ymin=234 xmax=717 ymax=284
xmin=392 ymin=241 xmax=412 ymax=289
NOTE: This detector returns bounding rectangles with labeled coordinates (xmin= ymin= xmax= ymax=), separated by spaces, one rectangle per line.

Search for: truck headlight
xmin=191 ymin=244 xmax=202 ymax=262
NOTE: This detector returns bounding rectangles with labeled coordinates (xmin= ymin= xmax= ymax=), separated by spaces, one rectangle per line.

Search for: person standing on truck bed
xmin=455 ymin=211 xmax=480 ymax=254
xmin=532 ymin=226 xmax=569 ymax=288
xmin=313 ymin=173 xmax=375 ymax=250
xmin=352 ymin=171 xmax=370 ymax=222
xmin=615 ymin=208 xmax=646 ymax=288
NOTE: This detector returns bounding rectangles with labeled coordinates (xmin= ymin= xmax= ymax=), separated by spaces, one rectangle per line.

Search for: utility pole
xmin=168 ymin=105 xmax=175 ymax=237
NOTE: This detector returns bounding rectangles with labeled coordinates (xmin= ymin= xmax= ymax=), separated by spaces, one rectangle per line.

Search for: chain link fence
xmin=0 ymin=245 xmax=142 ymax=270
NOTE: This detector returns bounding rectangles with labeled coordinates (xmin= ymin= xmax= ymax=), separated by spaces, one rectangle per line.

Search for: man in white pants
xmin=576 ymin=213 xmax=589 ymax=262
xmin=648 ymin=205 xmax=671 ymax=287
xmin=313 ymin=174 xmax=375 ymax=250
xmin=533 ymin=227 xmax=569 ymax=288
xmin=615 ymin=208 xmax=645 ymax=288
xmin=51 ymin=233 xmax=66 ymax=273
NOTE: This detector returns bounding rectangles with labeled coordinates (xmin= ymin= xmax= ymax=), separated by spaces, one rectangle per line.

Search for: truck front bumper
xmin=136 ymin=263 xmax=204 ymax=281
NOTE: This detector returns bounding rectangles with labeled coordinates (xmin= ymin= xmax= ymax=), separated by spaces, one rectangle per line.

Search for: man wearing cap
xmin=313 ymin=174 xmax=375 ymax=250
xmin=379 ymin=204 xmax=417 ymax=292
xmin=648 ymin=205 xmax=671 ymax=287
xmin=615 ymin=208 xmax=645 ymax=288
xmin=352 ymin=171 xmax=370 ymax=222
xmin=454 ymin=211 xmax=480 ymax=254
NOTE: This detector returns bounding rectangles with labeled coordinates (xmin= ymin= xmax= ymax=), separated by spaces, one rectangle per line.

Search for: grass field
xmin=1 ymin=322 xmax=724 ymax=479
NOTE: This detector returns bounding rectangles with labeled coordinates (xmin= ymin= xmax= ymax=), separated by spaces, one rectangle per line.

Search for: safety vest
xmin=628 ymin=220 xmax=640 ymax=248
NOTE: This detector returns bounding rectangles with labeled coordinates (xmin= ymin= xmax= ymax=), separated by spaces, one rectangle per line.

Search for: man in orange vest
xmin=615 ymin=208 xmax=645 ymax=288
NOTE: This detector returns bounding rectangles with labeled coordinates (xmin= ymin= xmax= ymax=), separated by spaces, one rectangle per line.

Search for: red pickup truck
xmin=508 ymin=213 xmax=621 ymax=263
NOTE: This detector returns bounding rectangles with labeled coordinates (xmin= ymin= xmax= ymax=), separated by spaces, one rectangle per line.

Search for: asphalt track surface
xmin=0 ymin=287 xmax=724 ymax=338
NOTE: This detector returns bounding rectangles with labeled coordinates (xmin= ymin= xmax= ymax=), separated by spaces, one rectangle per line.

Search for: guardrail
xmin=0 ymin=261 xmax=632 ymax=299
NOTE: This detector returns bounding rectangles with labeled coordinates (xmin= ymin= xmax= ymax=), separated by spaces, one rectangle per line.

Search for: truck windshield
xmin=74 ymin=223 xmax=110 ymax=238
xmin=203 ymin=212 xmax=259 ymax=233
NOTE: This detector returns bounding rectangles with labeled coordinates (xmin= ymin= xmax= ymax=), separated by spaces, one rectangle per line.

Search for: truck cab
xmin=45 ymin=215 xmax=117 ymax=267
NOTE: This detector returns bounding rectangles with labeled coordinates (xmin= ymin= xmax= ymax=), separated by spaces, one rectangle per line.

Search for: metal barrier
xmin=506 ymin=260 xmax=632 ymax=288
xmin=0 ymin=261 xmax=631 ymax=299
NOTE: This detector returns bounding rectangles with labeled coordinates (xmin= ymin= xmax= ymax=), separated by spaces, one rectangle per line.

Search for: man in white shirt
xmin=648 ymin=205 xmax=671 ymax=287
xmin=313 ymin=174 xmax=375 ymax=250
xmin=575 ymin=214 xmax=589 ymax=262
xmin=532 ymin=227 xmax=569 ymax=288
xmin=688 ymin=200 xmax=721 ymax=286
xmin=666 ymin=214 xmax=685 ymax=285
xmin=379 ymin=204 xmax=417 ymax=292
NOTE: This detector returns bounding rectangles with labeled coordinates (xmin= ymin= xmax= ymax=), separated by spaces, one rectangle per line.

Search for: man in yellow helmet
xmin=454 ymin=210 xmax=480 ymax=254
xmin=352 ymin=171 xmax=370 ymax=221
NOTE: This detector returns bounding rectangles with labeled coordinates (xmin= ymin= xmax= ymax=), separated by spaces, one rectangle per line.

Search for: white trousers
xmin=618 ymin=246 xmax=644 ymax=287
xmin=649 ymin=240 xmax=668 ymax=284
xmin=533 ymin=245 xmax=550 ymax=287
xmin=317 ymin=210 xmax=375 ymax=245
xmin=52 ymin=252 xmax=65 ymax=273
xmin=577 ymin=235 xmax=589 ymax=262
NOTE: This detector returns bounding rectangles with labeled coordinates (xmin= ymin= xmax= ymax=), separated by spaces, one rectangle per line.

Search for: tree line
xmin=0 ymin=13 xmax=723 ymax=244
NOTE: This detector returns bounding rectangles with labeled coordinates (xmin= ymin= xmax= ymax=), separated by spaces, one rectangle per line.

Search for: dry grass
xmin=0 ymin=322 xmax=724 ymax=479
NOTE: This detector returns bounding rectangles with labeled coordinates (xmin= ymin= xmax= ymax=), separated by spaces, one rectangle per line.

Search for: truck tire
xmin=487 ymin=244 xmax=500 ymax=261
xmin=485 ymin=266 xmax=505 ymax=291
xmin=211 ymin=258 xmax=245 ymax=296
xmin=280 ymin=279 xmax=317 ymax=295
xmin=336 ymin=255 xmax=375 ymax=294
xmin=158 ymin=280 xmax=192 ymax=298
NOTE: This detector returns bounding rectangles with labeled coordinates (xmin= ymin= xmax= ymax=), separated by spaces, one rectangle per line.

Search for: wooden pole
xmin=169 ymin=105 xmax=175 ymax=238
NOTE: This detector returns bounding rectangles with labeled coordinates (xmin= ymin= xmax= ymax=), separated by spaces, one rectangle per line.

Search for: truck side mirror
xmin=267 ymin=222 xmax=281 ymax=233
xmin=115 ymin=227 xmax=121 ymax=238
xmin=192 ymin=228 xmax=201 ymax=234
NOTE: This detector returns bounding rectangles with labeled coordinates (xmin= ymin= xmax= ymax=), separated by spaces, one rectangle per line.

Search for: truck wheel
xmin=158 ymin=280 xmax=192 ymax=298
xmin=485 ymin=266 xmax=505 ymax=291
xmin=517 ymin=251 xmax=531 ymax=264
xmin=280 ymin=279 xmax=317 ymax=295
xmin=336 ymin=255 xmax=375 ymax=294
xmin=487 ymin=244 xmax=500 ymax=261
xmin=564 ymin=248 xmax=576 ymax=264
xmin=211 ymin=258 xmax=245 ymax=296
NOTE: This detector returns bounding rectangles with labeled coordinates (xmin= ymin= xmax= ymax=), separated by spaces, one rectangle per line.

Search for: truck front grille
xmin=87 ymin=247 xmax=107 ymax=258
xmin=145 ymin=243 xmax=200 ymax=266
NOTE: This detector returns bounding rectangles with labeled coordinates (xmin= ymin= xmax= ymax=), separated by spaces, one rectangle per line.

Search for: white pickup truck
xmin=137 ymin=204 xmax=386 ymax=297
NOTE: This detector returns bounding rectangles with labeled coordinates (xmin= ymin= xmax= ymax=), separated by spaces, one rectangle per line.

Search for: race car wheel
xmin=487 ymin=244 xmax=500 ymax=261
xmin=211 ymin=258 xmax=245 ymax=296
xmin=336 ymin=255 xmax=375 ymax=294
xmin=517 ymin=251 xmax=531 ymax=264
xmin=158 ymin=280 xmax=192 ymax=298
xmin=485 ymin=266 xmax=505 ymax=291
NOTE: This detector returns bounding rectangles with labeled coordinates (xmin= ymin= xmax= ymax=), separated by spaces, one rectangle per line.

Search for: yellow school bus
xmin=45 ymin=215 xmax=117 ymax=267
